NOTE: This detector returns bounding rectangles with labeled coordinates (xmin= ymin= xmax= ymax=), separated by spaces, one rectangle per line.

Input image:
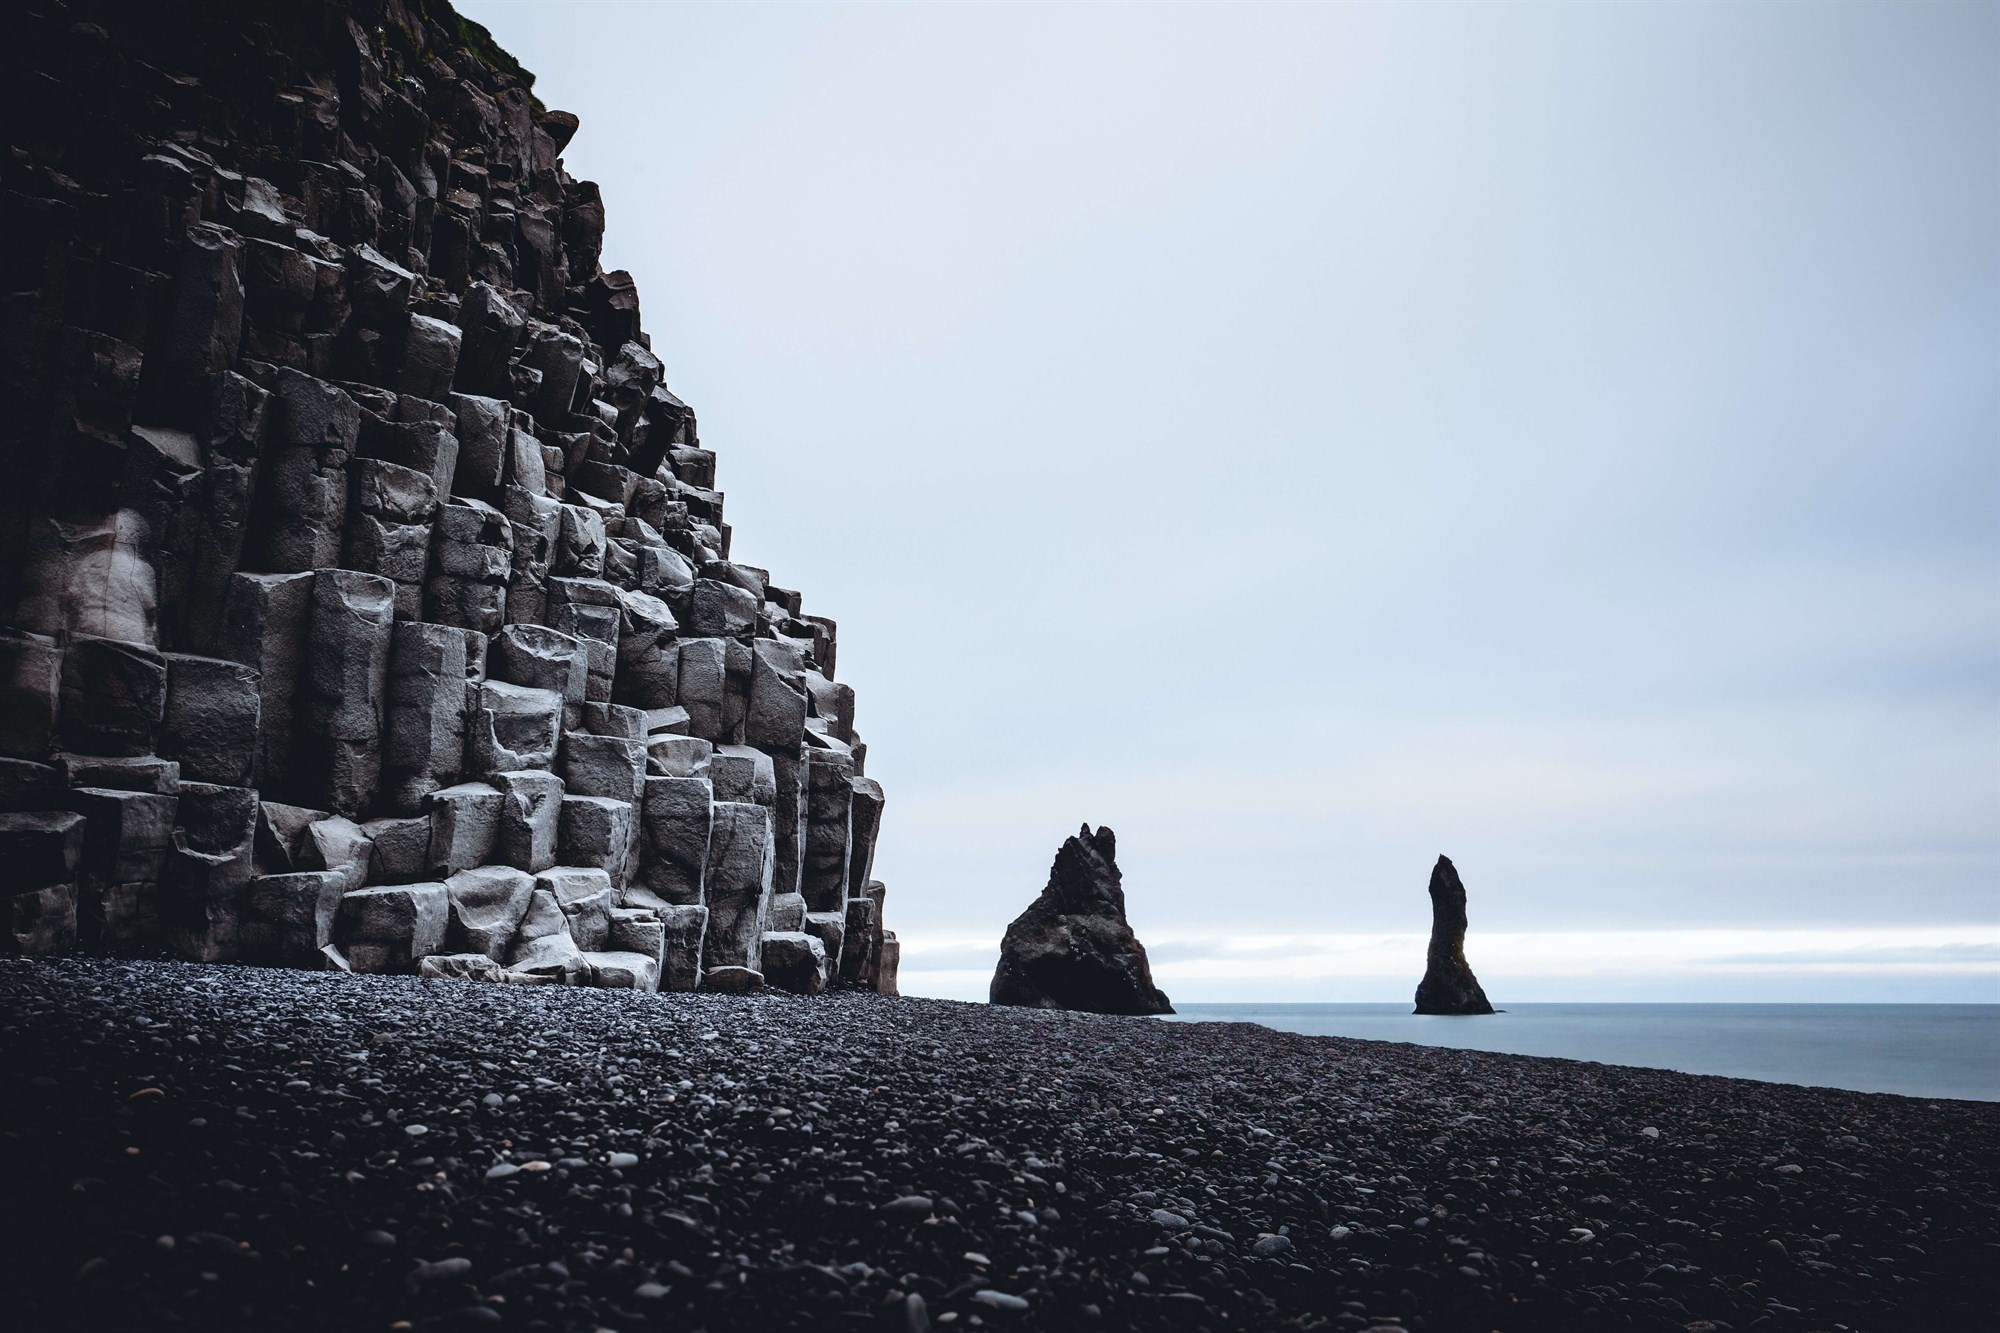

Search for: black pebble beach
xmin=2 ymin=959 xmax=1995 ymax=1333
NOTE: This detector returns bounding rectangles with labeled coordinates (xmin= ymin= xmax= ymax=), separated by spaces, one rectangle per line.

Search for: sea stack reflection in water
xmin=1414 ymin=854 xmax=1495 ymax=1015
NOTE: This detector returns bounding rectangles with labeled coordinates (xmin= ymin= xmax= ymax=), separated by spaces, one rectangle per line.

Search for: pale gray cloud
xmin=460 ymin=1 xmax=1999 ymax=999
xmin=1711 ymin=942 xmax=2000 ymax=967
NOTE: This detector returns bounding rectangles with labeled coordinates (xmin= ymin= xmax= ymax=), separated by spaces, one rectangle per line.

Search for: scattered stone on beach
xmin=1414 ymin=853 xmax=1496 ymax=1015
xmin=3 ymin=957 xmax=1996 ymax=1333
xmin=990 ymin=823 xmax=1173 ymax=1015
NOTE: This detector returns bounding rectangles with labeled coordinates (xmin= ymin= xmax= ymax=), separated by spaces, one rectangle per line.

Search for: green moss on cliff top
xmin=452 ymin=11 xmax=532 ymax=87
xmin=431 ymin=1 xmax=545 ymax=113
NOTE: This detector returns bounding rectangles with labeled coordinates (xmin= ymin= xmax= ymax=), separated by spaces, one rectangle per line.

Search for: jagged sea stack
xmin=990 ymin=824 xmax=1172 ymax=1015
xmin=1414 ymin=854 xmax=1495 ymax=1015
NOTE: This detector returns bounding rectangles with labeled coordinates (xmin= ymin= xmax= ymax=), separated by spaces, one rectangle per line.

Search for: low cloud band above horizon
xmin=896 ymin=926 xmax=2000 ymax=1004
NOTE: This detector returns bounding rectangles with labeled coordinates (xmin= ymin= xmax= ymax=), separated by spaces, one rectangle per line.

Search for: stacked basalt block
xmin=0 ymin=0 xmax=897 ymax=996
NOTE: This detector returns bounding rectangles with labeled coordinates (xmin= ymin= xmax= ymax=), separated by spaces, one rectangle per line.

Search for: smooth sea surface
xmin=1163 ymin=1004 xmax=2000 ymax=1101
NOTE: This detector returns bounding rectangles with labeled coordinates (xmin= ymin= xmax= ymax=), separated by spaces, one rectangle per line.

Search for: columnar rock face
xmin=990 ymin=824 xmax=1171 ymax=1016
xmin=1413 ymin=854 xmax=1495 ymax=1015
xmin=0 ymin=0 xmax=891 ymax=996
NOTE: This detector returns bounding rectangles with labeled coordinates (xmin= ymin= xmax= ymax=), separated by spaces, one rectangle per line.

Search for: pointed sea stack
xmin=990 ymin=824 xmax=1172 ymax=1015
xmin=1414 ymin=854 xmax=1495 ymax=1015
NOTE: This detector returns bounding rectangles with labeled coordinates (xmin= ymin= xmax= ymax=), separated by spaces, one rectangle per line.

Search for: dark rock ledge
xmin=4 ymin=957 xmax=1996 ymax=1332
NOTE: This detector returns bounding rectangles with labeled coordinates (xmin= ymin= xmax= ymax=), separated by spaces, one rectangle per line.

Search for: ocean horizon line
xmin=1168 ymin=999 xmax=2000 ymax=1007
xmin=1162 ymin=1000 xmax=2000 ymax=1102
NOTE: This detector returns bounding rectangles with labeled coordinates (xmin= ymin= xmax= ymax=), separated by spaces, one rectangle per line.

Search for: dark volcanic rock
xmin=991 ymin=823 xmax=1172 ymax=1015
xmin=1414 ymin=853 xmax=1495 ymax=1015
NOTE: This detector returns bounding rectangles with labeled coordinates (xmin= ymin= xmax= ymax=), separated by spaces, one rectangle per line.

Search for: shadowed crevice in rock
xmin=990 ymin=823 xmax=1172 ymax=1016
xmin=1415 ymin=853 xmax=1495 ymax=1015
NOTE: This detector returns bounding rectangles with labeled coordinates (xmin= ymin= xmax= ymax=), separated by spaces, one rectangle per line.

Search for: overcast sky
xmin=459 ymin=1 xmax=1999 ymax=1002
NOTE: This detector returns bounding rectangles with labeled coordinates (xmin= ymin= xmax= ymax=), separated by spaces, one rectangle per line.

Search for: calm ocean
xmin=1163 ymin=1003 xmax=2000 ymax=1102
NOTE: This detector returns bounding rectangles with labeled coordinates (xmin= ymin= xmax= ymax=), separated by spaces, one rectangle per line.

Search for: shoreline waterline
xmin=1162 ymin=1001 xmax=2000 ymax=1102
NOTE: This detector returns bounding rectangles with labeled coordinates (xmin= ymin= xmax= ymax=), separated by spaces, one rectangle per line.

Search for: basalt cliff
xmin=0 ymin=0 xmax=896 ymax=996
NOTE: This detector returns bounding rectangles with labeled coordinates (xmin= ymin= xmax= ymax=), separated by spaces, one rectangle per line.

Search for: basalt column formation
xmin=0 ymin=0 xmax=896 ymax=996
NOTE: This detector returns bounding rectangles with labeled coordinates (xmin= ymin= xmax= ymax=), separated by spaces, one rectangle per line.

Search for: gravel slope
xmin=1 ymin=959 xmax=1994 ymax=1332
